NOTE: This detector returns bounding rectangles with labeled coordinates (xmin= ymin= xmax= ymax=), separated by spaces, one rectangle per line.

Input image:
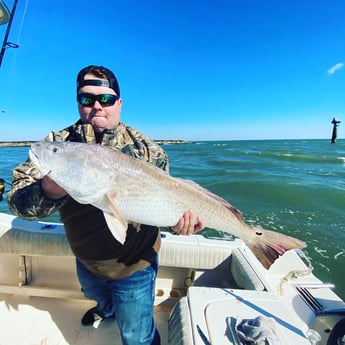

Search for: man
xmin=8 ymin=65 xmax=204 ymax=345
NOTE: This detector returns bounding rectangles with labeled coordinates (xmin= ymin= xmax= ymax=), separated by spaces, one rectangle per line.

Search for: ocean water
xmin=0 ymin=140 xmax=344 ymax=300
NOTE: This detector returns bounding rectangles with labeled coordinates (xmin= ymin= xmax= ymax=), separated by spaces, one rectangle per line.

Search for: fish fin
xmin=248 ymin=227 xmax=307 ymax=269
xmin=103 ymin=212 xmax=128 ymax=244
xmin=103 ymin=192 xmax=128 ymax=244
xmin=177 ymin=178 xmax=244 ymax=221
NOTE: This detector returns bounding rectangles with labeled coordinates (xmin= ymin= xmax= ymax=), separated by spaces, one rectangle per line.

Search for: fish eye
xmin=52 ymin=147 xmax=59 ymax=154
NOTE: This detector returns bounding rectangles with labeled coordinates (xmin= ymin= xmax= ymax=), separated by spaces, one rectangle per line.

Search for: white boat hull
xmin=0 ymin=212 xmax=344 ymax=345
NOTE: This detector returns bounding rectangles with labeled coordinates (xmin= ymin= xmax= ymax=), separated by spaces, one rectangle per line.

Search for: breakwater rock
xmin=0 ymin=140 xmax=192 ymax=147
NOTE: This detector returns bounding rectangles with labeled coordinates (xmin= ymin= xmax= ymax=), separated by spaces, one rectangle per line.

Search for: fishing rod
xmin=0 ymin=0 xmax=20 ymax=68
xmin=1 ymin=0 xmax=17 ymax=200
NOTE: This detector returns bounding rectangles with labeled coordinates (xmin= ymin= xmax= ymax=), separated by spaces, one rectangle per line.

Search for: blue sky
xmin=0 ymin=0 xmax=344 ymax=141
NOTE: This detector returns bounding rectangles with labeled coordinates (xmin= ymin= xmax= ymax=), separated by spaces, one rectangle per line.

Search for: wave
xmin=264 ymin=152 xmax=345 ymax=165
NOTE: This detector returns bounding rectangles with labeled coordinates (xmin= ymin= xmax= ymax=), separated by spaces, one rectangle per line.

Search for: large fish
xmin=29 ymin=141 xmax=306 ymax=269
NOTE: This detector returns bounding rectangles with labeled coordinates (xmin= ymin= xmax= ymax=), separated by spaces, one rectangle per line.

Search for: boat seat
xmin=159 ymin=235 xmax=232 ymax=269
xmin=230 ymin=249 xmax=265 ymax=291
xmin=0 ymin=225 xmax=233 ymax=269
xmin=0 ymin=225 xmax=72 ymax=257
xmin=0 ymin=216 xmax=263 ymax=293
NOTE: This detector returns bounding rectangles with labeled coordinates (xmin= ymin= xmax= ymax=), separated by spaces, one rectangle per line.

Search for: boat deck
xmin=0 ymin=293 xmax=170 ymax=345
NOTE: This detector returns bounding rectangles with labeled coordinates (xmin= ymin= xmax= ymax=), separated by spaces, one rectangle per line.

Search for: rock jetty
xmin=0 ymin=140 xmax=192 ymax=147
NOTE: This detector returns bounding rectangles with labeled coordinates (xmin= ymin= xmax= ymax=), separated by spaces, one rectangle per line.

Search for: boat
xmin=0 ymin=211 xmax=344 ymax=345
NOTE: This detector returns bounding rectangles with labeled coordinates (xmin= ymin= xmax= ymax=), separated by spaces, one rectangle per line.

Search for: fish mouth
xmin=29 ymin=147 xmax=50 ymax=176
xmin=29 ymin=148 xmax=39 ymax=166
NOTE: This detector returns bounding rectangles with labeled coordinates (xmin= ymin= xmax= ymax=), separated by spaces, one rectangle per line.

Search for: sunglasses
xmin=77 ymin=93 xmax=119 ymax=107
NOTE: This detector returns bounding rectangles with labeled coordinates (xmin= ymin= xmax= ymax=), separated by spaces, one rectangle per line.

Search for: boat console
xmin=170 ymin=287 xmax=312 ymax=345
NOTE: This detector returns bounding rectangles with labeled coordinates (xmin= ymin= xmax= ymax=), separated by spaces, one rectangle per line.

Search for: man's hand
xmin=171 ymin=210 xmax=205 ymax=236
xmin=41 ymin=176 xmax=68 ymax=200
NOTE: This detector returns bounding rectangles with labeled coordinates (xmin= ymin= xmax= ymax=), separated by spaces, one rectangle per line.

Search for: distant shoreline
xmin=0 ymin=140 xmax=193 ymax=147
xmin=0 ymin=141 xmax=35 ymax=147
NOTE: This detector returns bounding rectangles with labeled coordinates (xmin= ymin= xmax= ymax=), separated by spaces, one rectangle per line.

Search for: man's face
xmin=77 ymin=74 xmax=122 ymax=132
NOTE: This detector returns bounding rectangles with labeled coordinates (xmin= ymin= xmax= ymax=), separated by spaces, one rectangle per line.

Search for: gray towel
xmin=235 ymin=315 xmax=281 ymax=345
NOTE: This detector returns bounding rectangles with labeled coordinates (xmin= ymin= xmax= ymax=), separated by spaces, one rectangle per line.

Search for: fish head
xmin=29 ymin=141 xmax=67 ymax=177
xmin=29 ymin=141 xmax=111 ymax=203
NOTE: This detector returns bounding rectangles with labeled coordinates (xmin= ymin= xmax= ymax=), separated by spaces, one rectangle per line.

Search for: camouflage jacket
xmin=8 ymin=121 xmax=169 ymax=279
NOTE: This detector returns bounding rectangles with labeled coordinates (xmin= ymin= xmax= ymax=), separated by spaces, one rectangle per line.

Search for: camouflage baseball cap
xmin=76 ymin=65 xmax=120 ymax=96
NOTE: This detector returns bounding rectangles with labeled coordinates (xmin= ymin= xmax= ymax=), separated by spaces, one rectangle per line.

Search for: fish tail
xmin=248 ymin=228 xmax=307 ymax=269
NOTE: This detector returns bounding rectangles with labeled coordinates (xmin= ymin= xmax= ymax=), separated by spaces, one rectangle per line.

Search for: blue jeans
xmin=76 ymin=258 xmax=161 ymax=345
